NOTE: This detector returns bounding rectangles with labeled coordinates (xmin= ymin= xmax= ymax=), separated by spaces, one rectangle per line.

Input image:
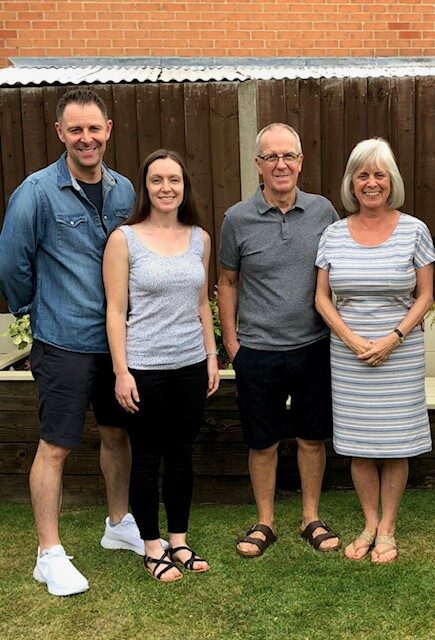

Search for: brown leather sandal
xmin=236 ymin=523 xmax=277 ymax=558
xmin=301 ymin=520 xmax=341 ymax=552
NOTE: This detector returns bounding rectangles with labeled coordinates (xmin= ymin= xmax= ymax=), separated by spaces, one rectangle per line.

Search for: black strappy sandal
xmin=169 ymin=545 xmax=209 ymax=572
xmin=144 ymin=549 xmax=183 ymax=581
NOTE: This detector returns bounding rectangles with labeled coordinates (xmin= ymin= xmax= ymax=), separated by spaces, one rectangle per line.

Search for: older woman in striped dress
xmin=315 ymin=138 xmax=434 ymax=563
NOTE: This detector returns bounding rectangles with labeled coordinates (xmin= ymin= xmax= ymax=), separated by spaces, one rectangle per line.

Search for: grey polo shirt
xmin=219 ymin=186 xmax=339 ymax=351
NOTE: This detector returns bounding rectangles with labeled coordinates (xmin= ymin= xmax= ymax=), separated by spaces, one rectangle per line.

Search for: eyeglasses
xmin=257 ymin=153 xmax=301 ymax=165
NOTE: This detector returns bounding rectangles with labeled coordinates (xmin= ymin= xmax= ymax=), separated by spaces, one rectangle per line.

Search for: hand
xmin=115 ymin=371 xmax=140 ymax=413
xmin=357 ymin=333 xmax=400 ymax=367
xmin=343 ymin=333 xmax=373 ymax=356
xmin=206 ymin=355 xmax=220 ymax=397
xmin=224 ymin=339 xmax=241 ymax=363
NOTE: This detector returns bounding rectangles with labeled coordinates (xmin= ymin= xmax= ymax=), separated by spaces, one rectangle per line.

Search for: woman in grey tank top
xmin=103 ymin=150 xmax=219 ymax=582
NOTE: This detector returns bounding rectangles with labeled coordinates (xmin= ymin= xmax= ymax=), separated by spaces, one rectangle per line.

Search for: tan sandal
xmin=371 ymin=534 xmax=398 ymax=564
xmin=345 ymin=529 xmax=375 ymax=561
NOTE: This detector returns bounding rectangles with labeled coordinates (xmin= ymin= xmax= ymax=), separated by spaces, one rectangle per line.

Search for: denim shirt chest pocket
xmin=54 ymin=211 xmax=91 ymax=250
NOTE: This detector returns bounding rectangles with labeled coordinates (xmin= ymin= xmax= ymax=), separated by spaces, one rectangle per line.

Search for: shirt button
xmin=103 ymin=215 xmax=107 ymax=220
xmin=70 ymin=221 xmax=74 ymax=225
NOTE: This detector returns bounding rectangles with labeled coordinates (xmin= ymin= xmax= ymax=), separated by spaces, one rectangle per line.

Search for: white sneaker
xmin=100 ymin=513 xmax=169 ymax=555
xmin=33 ymin=545 xmax=89 ymax=596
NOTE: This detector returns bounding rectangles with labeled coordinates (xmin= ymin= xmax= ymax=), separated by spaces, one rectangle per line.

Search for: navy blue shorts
xmin=233 ymin=338 xmax=333 ymax=450
xmin=30 ymin=340 xmax=126 ymax=448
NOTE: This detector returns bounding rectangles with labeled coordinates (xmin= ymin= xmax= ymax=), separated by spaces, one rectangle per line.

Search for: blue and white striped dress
xmin=316 ymin=213 xmax=434 ymax=458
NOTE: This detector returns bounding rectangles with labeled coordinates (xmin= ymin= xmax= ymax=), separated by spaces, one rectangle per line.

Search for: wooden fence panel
xmin=209 ymin=82 xmax=241 ymax=279
xmin=284 ymin=79 xmax=300 ymax=133
xmin=136 ymin=83 xmax=162 ymax=164
xmin=112 ymin=85 xmax=139 ymax=188
xmin=367 ymin=77 xmax=391 ymax=141
xmin=0 ymin=126 xmax=4 ymax=224
xmin=257 ymin=79 xmax=287 ymax=131
xmin=184 ymin=83 xmax=216 ymax=288
xmin=0 ymin=77 xmax=433 ymax=264
xmin=320 ymin=78 xmax=344 ymax=216
xmin=389 ymin=77 xmax=415 ymax=216
xmin=43 ymin=86 xmax=68 ymax=165
xmin=415 ymin=77 xmax=434 ymax=233
xmin=97 ymin=85 xmax=116 ymax=170
xmin=343 ymin=78 xmax=368 ymax=162
xmin=21 ymin=89 xmax=47 ymax=176
xmin=0 ymin=89 xmax=25 ymax=206
xmin=159 ymin=83 xmax=186 ymax=157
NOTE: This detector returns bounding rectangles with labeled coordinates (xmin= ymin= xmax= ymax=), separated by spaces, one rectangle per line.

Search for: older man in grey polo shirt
xmin=218 ymin=123 xmax=341 ymax=557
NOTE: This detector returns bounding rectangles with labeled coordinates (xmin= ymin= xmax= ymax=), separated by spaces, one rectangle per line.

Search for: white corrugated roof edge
xmin=1 ymin=57 xmax=434 ymax=86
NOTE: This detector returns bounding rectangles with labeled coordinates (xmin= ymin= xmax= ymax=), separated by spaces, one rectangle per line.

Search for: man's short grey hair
xmin=255 ymin=123 xmax=303 ymax=156
xmin=341 ymin=138 xmax=405 ymax=213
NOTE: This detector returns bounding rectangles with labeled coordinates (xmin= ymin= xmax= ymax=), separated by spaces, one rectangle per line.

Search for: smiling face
xmin=352 ymin=162 xmax=391 ymax=212
xmin=55 ymin=102 xmax=112 ymax=181
xmin=146 ymin=157 xmax=184 ymax=216
xmin=255 ymin=126 xmax=303 ymax=202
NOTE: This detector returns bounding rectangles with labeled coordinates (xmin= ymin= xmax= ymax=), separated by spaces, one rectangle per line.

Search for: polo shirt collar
xmin=255 ymin=185 xmax=307 ymax=215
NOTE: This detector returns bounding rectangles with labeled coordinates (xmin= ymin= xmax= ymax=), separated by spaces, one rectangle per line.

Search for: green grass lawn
xmin=1 ymin=490 xmax=434 ymax=640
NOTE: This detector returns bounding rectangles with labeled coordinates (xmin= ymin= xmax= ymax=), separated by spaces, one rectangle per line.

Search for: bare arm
xmin=356 ymin=262 xmax=434 ymax=365
xmin=199 ymin=231 xmax=219 ymax=396
xmin=315 ymin=267 xmax=372 ymax=355
xmin=102 ymin=229 xmax=139 ymax=412
xmin=315 ymin=263 xmax=434 ymax=366
xmin=217 ymin=267 xmax=240 ymax=362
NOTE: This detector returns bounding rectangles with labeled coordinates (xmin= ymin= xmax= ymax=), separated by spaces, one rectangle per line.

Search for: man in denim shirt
xmin=0 ymin=89 xmax=146 ymax=596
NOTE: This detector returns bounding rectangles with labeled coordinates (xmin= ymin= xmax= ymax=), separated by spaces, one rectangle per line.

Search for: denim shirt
xmin=0 ymin=153 xmax=135 ymax=352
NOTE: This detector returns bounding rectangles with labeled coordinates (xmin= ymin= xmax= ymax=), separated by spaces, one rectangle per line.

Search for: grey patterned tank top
xmin=119 ymin=224 xmax=206 ymax=370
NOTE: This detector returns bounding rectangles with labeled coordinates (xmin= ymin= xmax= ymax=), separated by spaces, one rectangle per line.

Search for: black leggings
xmin=127 ymin=360 xmax=208 ymax=541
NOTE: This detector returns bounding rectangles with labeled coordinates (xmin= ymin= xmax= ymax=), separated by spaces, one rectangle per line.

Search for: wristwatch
xmin=393 ymin=328 xmax=406 ymax=344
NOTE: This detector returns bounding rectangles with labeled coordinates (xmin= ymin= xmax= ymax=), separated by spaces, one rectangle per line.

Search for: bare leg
xmin=29 ymin=439 xmax=70 ymax=550
xmin=372 ymin=458 xmax=408 ymax=563
xmin=345 ymin=457 xmax=380 ymax=559
xmin=237 ymin=443 xmax=278 ymax=555
xmin=99 ymin=426 xmax=131 ymax=523
xmin=297 ymin=438 xmax=340 ymax=551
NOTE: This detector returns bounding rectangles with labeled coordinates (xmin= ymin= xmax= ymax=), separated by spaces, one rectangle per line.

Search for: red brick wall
xmin=1 ymin=0 xmax=434 ymax=67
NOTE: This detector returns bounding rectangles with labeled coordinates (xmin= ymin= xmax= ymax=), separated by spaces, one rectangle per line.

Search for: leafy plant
xmin=209 ymin=295 xmax=230 ymax=369
xmin=2 ymin=314 xmax=32 ymax=350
